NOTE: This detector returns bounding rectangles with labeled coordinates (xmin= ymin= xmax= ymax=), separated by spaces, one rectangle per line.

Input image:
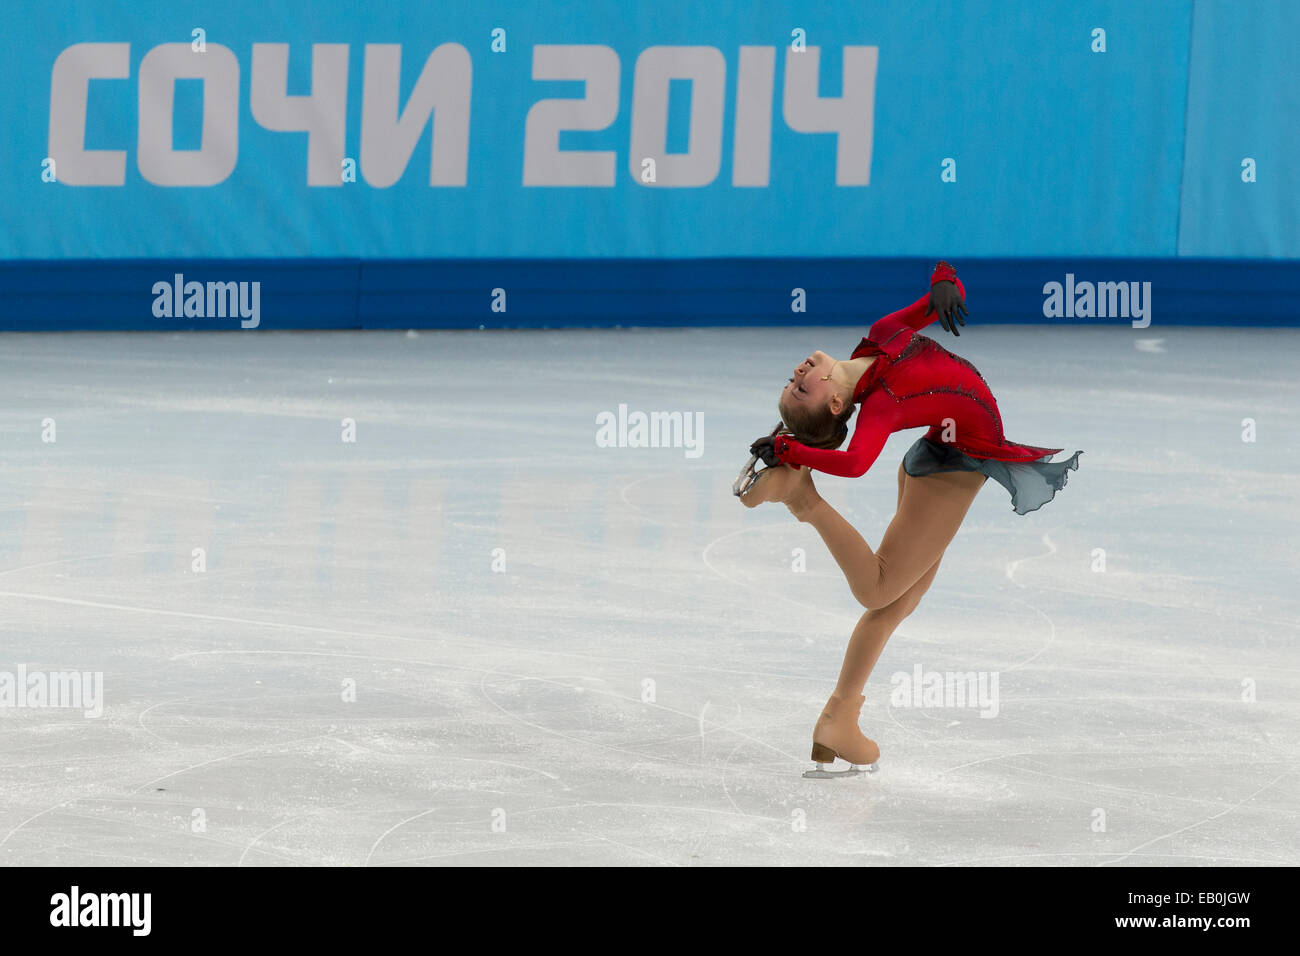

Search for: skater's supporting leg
xmin=829 ymin=466 xmax=943 ymax=697
xmin=787 ymin=464 xmax=985 ymax=609
xmin=804 ymin=467 xmax=965 ymax=770
xmin=833 ymin=557 xmax=941 ymax=698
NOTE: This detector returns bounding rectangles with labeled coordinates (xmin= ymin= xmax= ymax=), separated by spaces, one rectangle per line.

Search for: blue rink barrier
xmin=1 ymin=257 xmax=1296 ymax=330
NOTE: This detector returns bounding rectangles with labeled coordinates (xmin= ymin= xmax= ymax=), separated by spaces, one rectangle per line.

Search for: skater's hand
xmin=749 ymin=433 xmax=790 ymax=467
xmin=926 ymin=280 xmax=968 ymax=336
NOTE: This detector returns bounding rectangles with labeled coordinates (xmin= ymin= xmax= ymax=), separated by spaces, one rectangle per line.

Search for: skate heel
xmin=803 ymin=739 xmax=878 ymax=779
xmin=810 ymin=742 xmax=837 ymax=763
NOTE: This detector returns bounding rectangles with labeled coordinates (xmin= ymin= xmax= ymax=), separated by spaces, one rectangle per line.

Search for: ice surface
xmin=0 ymin=325 xmax=1296 ymax=866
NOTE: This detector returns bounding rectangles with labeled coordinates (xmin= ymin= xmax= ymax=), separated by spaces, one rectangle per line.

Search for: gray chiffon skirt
xmin=902 ymin=437 xmax=1083 ymax=515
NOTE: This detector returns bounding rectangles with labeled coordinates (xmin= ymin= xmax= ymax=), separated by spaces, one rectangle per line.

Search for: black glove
xmin=749 ymin=434 xmax=781 ymax=467
xmin=926 ymin=280 xmax=968 ymax=336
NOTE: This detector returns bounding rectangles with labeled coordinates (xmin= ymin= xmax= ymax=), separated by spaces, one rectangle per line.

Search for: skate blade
xmin=802 ymin=762 xmax=878 ymax=779
xmin=732 ymin=423 xmax=786 ymax=497
xmin=734 ymin=464 xmax=773 ymax=498
xmin=732 ymin=460 xmax=761 ymax=497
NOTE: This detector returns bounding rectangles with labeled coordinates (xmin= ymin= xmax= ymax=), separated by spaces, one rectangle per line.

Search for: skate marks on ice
xmin=0 ymin=327 xmax=1297 ymax=865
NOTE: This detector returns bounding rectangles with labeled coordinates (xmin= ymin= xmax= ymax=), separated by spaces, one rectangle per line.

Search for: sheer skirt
xmin=902 ymin=437 xmax=1083 ymax=516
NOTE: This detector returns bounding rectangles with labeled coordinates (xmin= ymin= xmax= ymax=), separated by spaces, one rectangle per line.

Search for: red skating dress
xmin=772 ymin=265 xmax=1082 ymax=514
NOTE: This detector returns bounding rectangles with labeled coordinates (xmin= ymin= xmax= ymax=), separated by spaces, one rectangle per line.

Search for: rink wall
xmin=0 ymin=257 xmax=1294 ymax=330
xmin=2 ymin=0 xmax=1297 ymax=328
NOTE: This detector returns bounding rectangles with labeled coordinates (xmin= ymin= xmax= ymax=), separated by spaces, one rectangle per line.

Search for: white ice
xmin=0 ymin=325 xmax=1296 ymax=866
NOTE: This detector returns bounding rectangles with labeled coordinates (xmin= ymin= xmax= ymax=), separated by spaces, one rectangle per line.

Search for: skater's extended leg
xmin=789 ymin=463 xmax=985 ymax=609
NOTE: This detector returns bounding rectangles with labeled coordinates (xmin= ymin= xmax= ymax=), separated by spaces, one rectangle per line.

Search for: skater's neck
xmin=831 ymin=356 xmax=876 ymax=396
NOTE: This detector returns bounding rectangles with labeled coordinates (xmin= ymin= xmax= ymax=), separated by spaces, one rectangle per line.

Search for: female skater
xmin=740 ymin=261 xmax=1081 ymax=773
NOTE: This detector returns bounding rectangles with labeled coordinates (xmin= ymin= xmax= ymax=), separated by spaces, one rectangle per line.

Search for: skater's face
xmin=780 ymin=351 xmax=839 ymax=418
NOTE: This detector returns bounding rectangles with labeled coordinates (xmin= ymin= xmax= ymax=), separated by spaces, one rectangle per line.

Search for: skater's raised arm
xmin=881 ymin=261 xmax=968 ymax=336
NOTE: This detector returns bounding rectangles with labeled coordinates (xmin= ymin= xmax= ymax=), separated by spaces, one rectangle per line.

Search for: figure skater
xmin=738 ymin=261 xmax=1081 ymax=776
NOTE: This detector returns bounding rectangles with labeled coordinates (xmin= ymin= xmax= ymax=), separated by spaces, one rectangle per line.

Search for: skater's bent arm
xmin=778 ymin=392 xmax=902 ymax=478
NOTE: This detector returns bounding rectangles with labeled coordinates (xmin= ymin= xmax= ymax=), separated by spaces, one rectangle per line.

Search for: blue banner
xmin=6 ymin=0 xmax=1196 ymax=260
xmin=1178 ymin=0 xmax=1300 ymax=257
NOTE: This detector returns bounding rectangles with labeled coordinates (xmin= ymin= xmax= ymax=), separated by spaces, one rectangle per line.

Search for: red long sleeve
xmin=774 ymin=261 xmax=967 ymax=478
xmin=779 ymin=390 xmax=903 ymax=477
